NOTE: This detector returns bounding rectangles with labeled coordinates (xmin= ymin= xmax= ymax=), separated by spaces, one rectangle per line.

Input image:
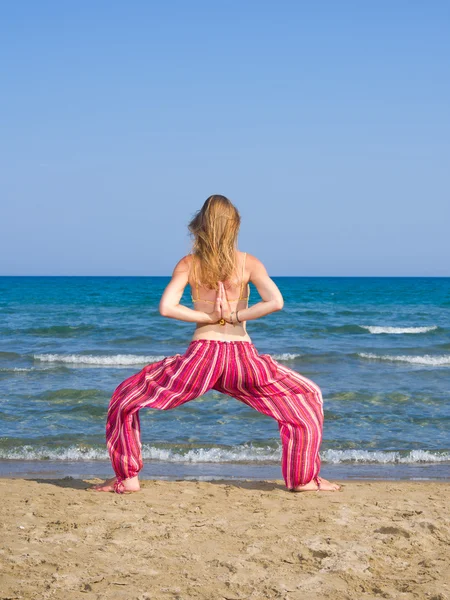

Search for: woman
xmin=92 ymin=195 xmax=340 ymax=494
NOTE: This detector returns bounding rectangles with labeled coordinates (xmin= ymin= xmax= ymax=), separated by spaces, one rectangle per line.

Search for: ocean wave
xmin=0 ymin=443 xmax=279 ymax=463
xmin=358 ymin=353 xmax=450 ymax=366
xmin=327 ymin=324 xmax=439 ymax=335
xmin=322 ymin=449 xmax=450 ymax=464
xmin=360 ymin=325 xmax=438 ymax=334
xmin=324 ymin=325 xmax=365 ymax=334
xmin=32 ymin=352 xmax=301 ymax=366
xmin=23 ymin=324 xmax=98 ymax=337
xmin=0 ymin=444 xmax=448 ymax=465
xmin=33 ymin=353 xmax=167 ymax=366
xmin=141 ymin=445 xmax=279 ymax=463
xmin=0 ymin=351 xmax=22 ymax=360
xmin=0 ymin=445 xmax=110 ymax=461
xmin=39 ymin=388 xmax=106 ymax=401
xmin=271 ymin=353 xmax=301 ymax=361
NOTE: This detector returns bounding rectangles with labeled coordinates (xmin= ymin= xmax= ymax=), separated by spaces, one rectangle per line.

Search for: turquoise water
xmin=0 ymin=276 xmax=449 ymax=480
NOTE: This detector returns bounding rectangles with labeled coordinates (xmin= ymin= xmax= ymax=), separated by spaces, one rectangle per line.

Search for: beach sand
xmin=1 ymin=478 xmax=449 ymax=600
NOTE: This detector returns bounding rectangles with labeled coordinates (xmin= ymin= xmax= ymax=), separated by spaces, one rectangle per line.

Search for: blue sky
xmin=1 ymin=1 xmax=449 ymax=276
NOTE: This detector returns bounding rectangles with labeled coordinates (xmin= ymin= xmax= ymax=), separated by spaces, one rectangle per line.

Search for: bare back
xmin=189 ymin=251 xmax=252 ymax=342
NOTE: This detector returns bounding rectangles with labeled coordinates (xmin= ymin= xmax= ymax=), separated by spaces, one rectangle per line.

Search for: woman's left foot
xmin=291 ymin=476 xmax=341 ymax=492
xmin=89 ymin=476 xmax=140 ymax=493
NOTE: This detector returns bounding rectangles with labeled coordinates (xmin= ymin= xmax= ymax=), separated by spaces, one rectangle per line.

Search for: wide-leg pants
xmin=105 ymin=340 xmax=324 ymax=491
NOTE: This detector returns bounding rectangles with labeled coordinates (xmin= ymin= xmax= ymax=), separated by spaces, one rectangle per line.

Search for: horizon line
xmin=1 ymin=274 xmax=449 ymax=279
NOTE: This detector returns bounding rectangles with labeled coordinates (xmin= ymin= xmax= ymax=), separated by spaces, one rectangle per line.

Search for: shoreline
xmin=0 ymin=459 xmax=449 ymax=482
xmin=1 ymin=478 xmax=449 ymax=599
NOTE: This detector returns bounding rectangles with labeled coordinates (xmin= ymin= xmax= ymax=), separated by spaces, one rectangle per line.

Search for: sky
xmin=1 ymin=1 xmax=449 ymax=276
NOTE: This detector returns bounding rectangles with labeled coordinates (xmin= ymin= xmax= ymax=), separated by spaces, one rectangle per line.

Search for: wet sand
xmin=1 ymin=478 xmax=449 ymax=599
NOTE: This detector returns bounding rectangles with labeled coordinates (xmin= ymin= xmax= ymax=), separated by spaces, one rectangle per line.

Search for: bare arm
xmin=229 ymin=255 xmax=284 ymax=322
xmin=159 ymin=256 xmax=221 ymax=324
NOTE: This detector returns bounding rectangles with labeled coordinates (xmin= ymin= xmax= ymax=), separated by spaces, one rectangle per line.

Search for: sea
xmin=0 ymin=276 xmax=449 ymax=482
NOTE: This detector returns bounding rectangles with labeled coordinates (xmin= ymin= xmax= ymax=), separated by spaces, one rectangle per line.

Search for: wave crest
xmin=322 ymin=449 xmax=450 ymax=464
xmin=33 ymin=353 xmax=166 ymax=366
xmin=32 ymin=352 xmax=302 ymax=367
xmin=24 ymin=324 xmax=97 ymax=337
xmin=358 ymin=353 xmax=450 ymax=366
xmin=271 ymin=353 xmax=301 ymax=361
xmin=0 ymin=444 xmax=448 ymax=464
xmin=361 ymin=325 xmax=438 ymax=334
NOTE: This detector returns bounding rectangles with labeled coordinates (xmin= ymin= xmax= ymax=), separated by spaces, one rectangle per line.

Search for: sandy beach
xmin=0 ymin=478 xmax=449 ymax=600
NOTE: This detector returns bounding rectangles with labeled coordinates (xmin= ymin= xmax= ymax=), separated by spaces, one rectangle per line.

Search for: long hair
xmin=188 ymin=195 xmax=241 ymax=290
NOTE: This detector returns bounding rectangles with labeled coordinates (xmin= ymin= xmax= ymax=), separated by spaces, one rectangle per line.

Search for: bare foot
xmin=291 ymin=476 xmax=341 ymax=492
xmin=88 ymin=476 xmax=140 ymax=494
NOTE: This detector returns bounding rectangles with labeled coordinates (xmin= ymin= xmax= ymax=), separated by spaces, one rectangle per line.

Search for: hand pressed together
xmin=203 ymin=284 xmax=223 ymax=324
xmin=203 ymin=282 xmax=234 ymax=325
xmin=218 ymin=282 xmax=233 ymax=324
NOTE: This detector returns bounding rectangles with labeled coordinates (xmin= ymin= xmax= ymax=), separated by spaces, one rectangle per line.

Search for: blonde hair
xmin=188 ymin=195 xmax=241 ymax=290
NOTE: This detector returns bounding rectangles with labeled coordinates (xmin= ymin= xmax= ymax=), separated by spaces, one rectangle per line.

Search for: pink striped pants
xmin=106 ymin=340 xmax=324 ymax=491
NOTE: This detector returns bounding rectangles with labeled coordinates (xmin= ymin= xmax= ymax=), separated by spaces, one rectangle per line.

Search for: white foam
xmin=2 ymin=445 xmax=107 ymax=461
xmin=140 ymin=444 xmax=279 ymax=463
xmin=33 ymin=353 xmax=167 ymax=366
xmin=32 ymin=352 xmax=301 ymax=366
xmin=1 ymin=445 xmax=448 ymax=465
xmin=271 ymin=353 xmax=301 ymax=361
xmin=0 ymin=443 xmax=280 ymax=463
xmin=322 ymin=449 xmax=450 ymax=464
xmin=361 ymin=325 xmax=438 ymax=334
xmin=358 ymin=353 xmax=450 ymax=366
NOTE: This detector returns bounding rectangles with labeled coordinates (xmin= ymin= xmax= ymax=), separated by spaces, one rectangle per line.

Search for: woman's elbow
xmin=159 ymin=302 xmax=172 ymax=318
xmin=273 ymin=296 xmax=284 ymax=311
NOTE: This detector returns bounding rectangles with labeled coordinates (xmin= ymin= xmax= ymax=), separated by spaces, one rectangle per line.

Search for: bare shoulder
xmin=242 ymin=252 xmax=282 ymax=304
xmin=173 ymin=254 xmax=193 ymax=273
xmin=243 ymin=253 xmax=269 ymax=275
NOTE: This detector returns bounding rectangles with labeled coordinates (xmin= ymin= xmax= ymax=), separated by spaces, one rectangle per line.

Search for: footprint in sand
xmin=375 ymin=526 xmax=411 ymax=538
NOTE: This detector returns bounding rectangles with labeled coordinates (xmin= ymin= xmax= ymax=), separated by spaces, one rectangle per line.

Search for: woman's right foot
xmin=291 ymin=476 xmax=341 ymax=492
xmin=88 ymin=476 xmax=140 ymax=493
